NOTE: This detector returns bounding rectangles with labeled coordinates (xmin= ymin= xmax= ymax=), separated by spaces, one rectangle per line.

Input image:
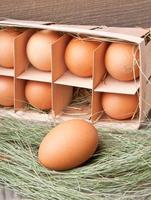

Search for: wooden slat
xmin=0 ymin=0 xmax=150 ymax=27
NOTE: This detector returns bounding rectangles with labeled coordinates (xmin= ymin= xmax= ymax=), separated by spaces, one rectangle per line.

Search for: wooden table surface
xmin=0 ymin=0 xmax=151 ymax=27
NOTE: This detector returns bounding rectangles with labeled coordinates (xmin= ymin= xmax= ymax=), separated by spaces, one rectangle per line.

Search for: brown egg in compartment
xmin=0 ymin=29 xmax=20 ymax=68
xmin=25 ymin=80 xmax=51 ymax=110
xmin=26 ymin=30 xmax=60 ymax=72
xmin=0 ymin=76 xmax=14 ymax=106
xmin=105 ymin=43 xmax=139 ymax=81
xmin=102 ymin=93 xmax=139 ymax=120
xmin=65 ymin=38 xmax=100 ymax=77
xmin=38 ymin=119 xmax=99 ymax=171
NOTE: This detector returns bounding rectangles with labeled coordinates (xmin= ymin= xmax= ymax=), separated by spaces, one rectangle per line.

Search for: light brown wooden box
xmin=0 ymin=18 xmax=151 ymax=129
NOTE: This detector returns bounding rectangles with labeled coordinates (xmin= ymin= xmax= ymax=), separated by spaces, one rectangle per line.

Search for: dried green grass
xmin=0 ymin=116 xmax=151 ymax=200
xmin=62 ymin=88 xmax=91 ymax=117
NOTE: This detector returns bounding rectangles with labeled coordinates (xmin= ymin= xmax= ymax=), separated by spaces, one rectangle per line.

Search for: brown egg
xmin=65 ymin=38 xmax=100 ymax=77
xmin=0 ymin=76 xmax=14 ymax=106
xmin=38 ymin=119 xmax=99 ymax=171
xmin=102 ymin=93 xmax=138 ymax=120
xmin=25 ymin=81 xmax=51 ymax=110
xmin=26 ymin=30 xmax=60 ymax=71
xmin=105 ymin=43 xmax=139 ymax=81
xmin=0 ymin=29 xmax=20 ymax=68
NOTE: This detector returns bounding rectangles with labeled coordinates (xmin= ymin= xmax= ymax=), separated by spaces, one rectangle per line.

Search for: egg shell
xmin=38 ymin=119 xmax=99 ymax=171
xmin=65 ymin=38 xmax=100 ymax=77
xmin=102 ymin=93 xmax=139 ymax=120
xmin=105 ymin=43 xmax=139 ymax=81
xmin=26 ymin=30 xmax=60 ymax=72
xmin=0 ymin=29 xmax=20 ymax=68
xmin=25 ymin=81 xmax=51 ymax=110
xmin=0 ymin=76 xmax=14 ymax=106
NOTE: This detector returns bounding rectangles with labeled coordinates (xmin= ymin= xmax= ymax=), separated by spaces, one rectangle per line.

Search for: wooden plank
xmin=0 ymin=0 xmax=150 ymax=27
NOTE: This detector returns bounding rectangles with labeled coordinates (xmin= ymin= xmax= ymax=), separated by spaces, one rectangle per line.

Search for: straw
xmin=0 ymin=116 xmax=151 ymax=200
xmin=63 ymin=88 xmax=91 ymax=116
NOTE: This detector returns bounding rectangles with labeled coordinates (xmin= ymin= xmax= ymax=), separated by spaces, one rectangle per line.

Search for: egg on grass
xmin=38 ymin=119 xmax=99 ymax=171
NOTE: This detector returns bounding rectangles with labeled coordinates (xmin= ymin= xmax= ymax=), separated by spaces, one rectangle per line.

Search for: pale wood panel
xmin=0 ymin=0 xmax=150 ymax=27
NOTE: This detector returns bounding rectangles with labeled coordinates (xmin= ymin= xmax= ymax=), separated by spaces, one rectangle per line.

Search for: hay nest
xmin=0 ymin=116 xmax=151 ymax=200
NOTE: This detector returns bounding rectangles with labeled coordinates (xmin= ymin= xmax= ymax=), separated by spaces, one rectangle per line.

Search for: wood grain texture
xmin=0 ymin=0 xmax=150 ymax=27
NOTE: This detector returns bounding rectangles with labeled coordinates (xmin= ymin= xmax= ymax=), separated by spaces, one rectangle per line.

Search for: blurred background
xmin=0 ymin=0 xmax=151 ymax=27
